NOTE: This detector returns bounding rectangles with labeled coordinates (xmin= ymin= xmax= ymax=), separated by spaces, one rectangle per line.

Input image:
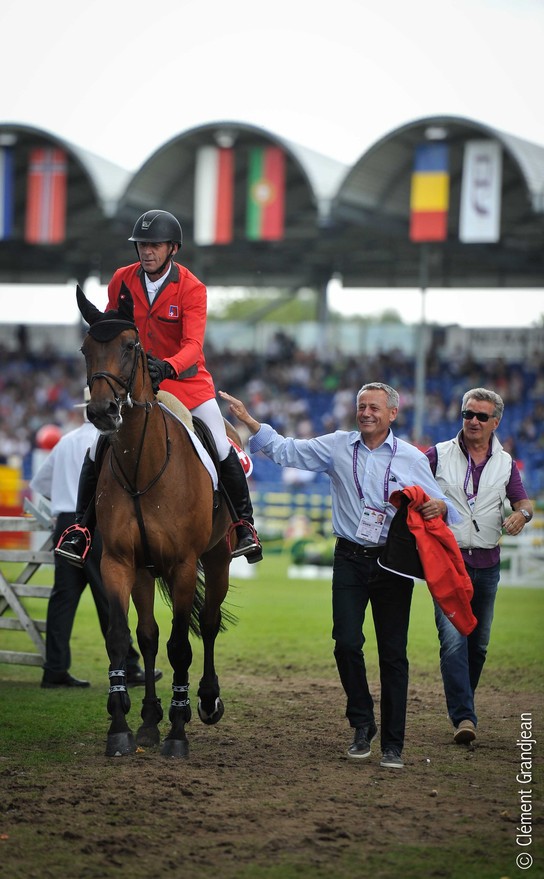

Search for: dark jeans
xmin=433 ymin=560 xmax=500 ymax=728
xmin=332 ymin=546 xmax=414 ymax=753
xmin=44 ymin=512 xmax=140 ymax=677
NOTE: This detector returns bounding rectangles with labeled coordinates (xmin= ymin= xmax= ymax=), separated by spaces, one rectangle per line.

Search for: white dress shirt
xmin=30 ymin=422 xmax=99 ymax=515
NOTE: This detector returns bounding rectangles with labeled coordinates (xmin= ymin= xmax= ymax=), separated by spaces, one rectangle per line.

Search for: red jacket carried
xmin=384 ymin=486 xmax=477 ymax=636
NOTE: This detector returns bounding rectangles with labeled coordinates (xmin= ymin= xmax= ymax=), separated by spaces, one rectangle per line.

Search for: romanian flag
xmin=409 ymin=143 xmax=449 ymax=242
xmin=0 ymin=147 xmax=14 ymax=240
xmin=194 ymin=146 xmax=234 ymax=245
xmin=25 ymin=147 xmax=67 ymax=244
xmin=246 ymin=146 xmax=285 ymax=241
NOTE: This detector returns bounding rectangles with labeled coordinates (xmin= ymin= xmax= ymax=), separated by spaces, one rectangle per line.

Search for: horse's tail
xmin=156 ymin=562 xmax=237 ymax=636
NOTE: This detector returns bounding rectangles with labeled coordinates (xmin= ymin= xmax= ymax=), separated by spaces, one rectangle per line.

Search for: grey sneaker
xmin=453 ymin=719 xmax=476 ymax=744
xmin=347 ymin=722 xmax=377 ymax=759
xmin=380 ymin=748 xmax=404 ymax=769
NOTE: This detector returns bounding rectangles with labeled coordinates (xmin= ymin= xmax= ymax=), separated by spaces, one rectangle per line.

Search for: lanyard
xmin=352 ymin=437 xmax=397 ymax=504
xmin=464 ymin=455 xmax=475 ymax=498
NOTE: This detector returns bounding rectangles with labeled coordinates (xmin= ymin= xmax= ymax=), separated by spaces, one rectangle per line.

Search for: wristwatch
xmin=519 ymin=509 xmax=531 ymax=521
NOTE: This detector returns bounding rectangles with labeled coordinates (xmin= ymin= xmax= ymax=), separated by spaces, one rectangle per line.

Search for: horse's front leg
xmin=197 ymin=548 xmax=230 ymax=725
xmin=161 ymin=563 xmax=197 ymax=758
xmin=102 ymin=558 xmax=136 ymax=757
xmin=132 ymin=569 xmax=163 ymax=748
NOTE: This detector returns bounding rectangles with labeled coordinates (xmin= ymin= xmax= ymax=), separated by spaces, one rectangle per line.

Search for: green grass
xmin=1 ymin=553 xmax=542 ymax=765
xmin=2 ymin=553 xmax=542 ymax=692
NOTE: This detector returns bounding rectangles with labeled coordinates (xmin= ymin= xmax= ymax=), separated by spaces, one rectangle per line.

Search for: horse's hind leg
xmin=197 ymin=550 xmax=230 ymax=725
xmin=197 ymin=612 xmax=224 ymax=725
xmin=161 ymin=569 xmax=196 ymax=758
xmin=132 ymin=570 xmax=163 ymax=748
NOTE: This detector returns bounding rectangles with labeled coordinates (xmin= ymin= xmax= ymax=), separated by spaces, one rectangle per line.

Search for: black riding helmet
xmin=129 ymin=210 xmax=182 ymax=276
xmin=129 ymin=210 xmax=183 ymax=247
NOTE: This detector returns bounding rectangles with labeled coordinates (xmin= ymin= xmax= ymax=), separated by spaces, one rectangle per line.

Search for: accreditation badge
xmin=356 ymin=505 xmax=386 ymax=544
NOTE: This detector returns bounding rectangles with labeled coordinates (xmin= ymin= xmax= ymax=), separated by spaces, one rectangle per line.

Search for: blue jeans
xmin=434 ymin=561 xmax=500 ymax=727
xmin=332 ymin=548 xmax=413 ymax=753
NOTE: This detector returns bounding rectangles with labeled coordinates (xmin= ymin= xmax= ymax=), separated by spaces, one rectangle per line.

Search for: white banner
xmin=444 ymin=325 xmax=544 ymax=362
xmin=459 ymin=140 xmax=502 ymax=242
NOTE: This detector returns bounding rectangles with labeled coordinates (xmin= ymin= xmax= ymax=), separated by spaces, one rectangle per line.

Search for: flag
xmin=0 ymin=147 xmax=14 ymax=240
xmin=25 ymin=147 xmax=67 ymax=244
xmin=194 ymin=146 xmax=234 ymax=245
xmin=459 ymin=140 xmax=502 ymax=243
xmin=409 ymin=143 xmax=449 ymax=242
xmin=246 ymin=146 xmax=285 ymax=241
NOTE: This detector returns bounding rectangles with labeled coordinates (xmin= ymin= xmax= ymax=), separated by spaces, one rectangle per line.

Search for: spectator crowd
xmin=1 ymin=331 xmax=543 ymax=499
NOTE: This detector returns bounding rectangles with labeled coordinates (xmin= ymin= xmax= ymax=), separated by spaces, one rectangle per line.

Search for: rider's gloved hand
xmin=147 ymin=354 xmax=175 ymax=394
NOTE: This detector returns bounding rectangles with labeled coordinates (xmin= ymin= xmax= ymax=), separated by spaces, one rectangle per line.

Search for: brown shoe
xmin=454 ymin=719 xmax=476 ymax=744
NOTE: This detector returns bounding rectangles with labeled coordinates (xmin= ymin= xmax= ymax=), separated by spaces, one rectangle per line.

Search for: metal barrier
xmin=0 ymin=500 xmax=53 ymax=666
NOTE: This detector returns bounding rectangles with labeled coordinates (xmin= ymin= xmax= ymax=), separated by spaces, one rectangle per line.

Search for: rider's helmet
xmin=129 ymin=210 xmax=182 ymax=248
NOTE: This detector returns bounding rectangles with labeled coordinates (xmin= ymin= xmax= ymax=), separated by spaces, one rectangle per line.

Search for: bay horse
xmin=76 ymin=283 xmax=237 ymax=758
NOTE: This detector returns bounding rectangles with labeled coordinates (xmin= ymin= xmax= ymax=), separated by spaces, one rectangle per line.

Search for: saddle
xmin=156 ymin=390 xmax=193 ymax=431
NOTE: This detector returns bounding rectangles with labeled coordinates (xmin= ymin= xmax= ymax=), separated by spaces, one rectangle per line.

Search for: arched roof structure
xmin=109 ymin=121 xmax=347 ymax=287
xmin=0 ymin=116 xmax=542 ymax=290
xmin=331 ymin=115 xmax=544 ymax=288
xmin=0 ymin=123 xmax=129 ymax=283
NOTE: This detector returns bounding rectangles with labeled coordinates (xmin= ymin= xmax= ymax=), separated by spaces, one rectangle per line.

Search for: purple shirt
xmin=425 ymin=433 xmax=528 ymax=568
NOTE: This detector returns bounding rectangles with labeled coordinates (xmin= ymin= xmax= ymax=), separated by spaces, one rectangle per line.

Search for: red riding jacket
xmin=107 ymin=261 xmax=215 ymax=410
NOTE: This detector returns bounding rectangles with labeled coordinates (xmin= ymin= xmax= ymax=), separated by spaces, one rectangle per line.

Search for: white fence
xmin=0 ymin=502 xmax=53 ymax=666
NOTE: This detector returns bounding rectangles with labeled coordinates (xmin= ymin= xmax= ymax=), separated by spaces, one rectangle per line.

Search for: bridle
xmin=86 ymin=330 xmax=172 ymax=571
xmin=87 ymin=333 xmax=147 ymax=416
xmin=87 ymin=334 xmax=170 ymax=488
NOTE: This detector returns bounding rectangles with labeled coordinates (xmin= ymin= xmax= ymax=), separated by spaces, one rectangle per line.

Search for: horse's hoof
xmin=105 ymin=731 xmax=136 ymax=757
xmin=161 ymin=737 xmax=189 ymax=758
xmin=198 ymin=696 xmax=224 ymax=725
xmin=136 ymin=725 xmax=161 ymax=748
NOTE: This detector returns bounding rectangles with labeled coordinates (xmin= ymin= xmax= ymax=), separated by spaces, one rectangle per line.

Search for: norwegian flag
xmin=25 ymin=147 xmax=67 ymax=244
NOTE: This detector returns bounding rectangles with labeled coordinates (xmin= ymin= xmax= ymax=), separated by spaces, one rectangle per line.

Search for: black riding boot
xmin=219 ymin=446 xmax=263 ymax=564
xmin=54 ymin=451 xmax=98 ymax=568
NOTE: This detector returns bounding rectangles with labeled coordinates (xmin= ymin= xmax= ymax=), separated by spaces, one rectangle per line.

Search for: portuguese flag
xmin=246 ymin=146 xmax=285 ymax=241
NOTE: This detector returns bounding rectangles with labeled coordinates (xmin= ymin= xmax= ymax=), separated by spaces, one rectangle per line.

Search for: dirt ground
xmin=1 ymin=673 xmax=542 ymax=879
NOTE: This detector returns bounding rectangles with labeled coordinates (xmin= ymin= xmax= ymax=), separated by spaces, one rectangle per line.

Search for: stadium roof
xmin=0 ymin=116 xmax=542 ymax=289
xmin=331 ymin=115 xmax=544 ymax=288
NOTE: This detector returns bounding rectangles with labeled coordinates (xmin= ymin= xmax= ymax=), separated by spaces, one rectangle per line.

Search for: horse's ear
xmin=117 ymin=283 xmax=135 ymax=323
xmin=76 ymin=284 xmax=104 ymax=326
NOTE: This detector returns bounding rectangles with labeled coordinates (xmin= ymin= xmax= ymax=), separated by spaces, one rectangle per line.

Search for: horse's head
xmin=77 ymin=284 xmax=150 ymax=434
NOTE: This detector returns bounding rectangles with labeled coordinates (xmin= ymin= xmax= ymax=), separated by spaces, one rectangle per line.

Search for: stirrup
xmin=54 ymin=524 xmax=92 ymax=567
xmin=226 ymin=520 xmax=262 ymax=559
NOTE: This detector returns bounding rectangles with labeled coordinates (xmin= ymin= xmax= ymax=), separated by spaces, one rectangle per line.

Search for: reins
xmin=90 ymin=339 xmax=171 ymax=571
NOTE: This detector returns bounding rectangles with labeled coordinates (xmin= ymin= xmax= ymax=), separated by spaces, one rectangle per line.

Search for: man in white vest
xmin=425 ymin=388 xmax=533 ymax=745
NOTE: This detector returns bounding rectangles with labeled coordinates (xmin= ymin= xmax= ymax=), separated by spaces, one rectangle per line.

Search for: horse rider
xmin=56 ymin=209 xmax=262 ymax=566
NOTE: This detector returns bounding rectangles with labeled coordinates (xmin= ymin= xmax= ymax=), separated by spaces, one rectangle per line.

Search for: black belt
xmin=335 ymin=538 xmax=382 ymax=558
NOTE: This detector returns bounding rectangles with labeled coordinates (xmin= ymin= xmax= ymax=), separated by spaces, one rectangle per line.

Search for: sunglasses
xmin=462 ymin=409 xmax=494 ymax=423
